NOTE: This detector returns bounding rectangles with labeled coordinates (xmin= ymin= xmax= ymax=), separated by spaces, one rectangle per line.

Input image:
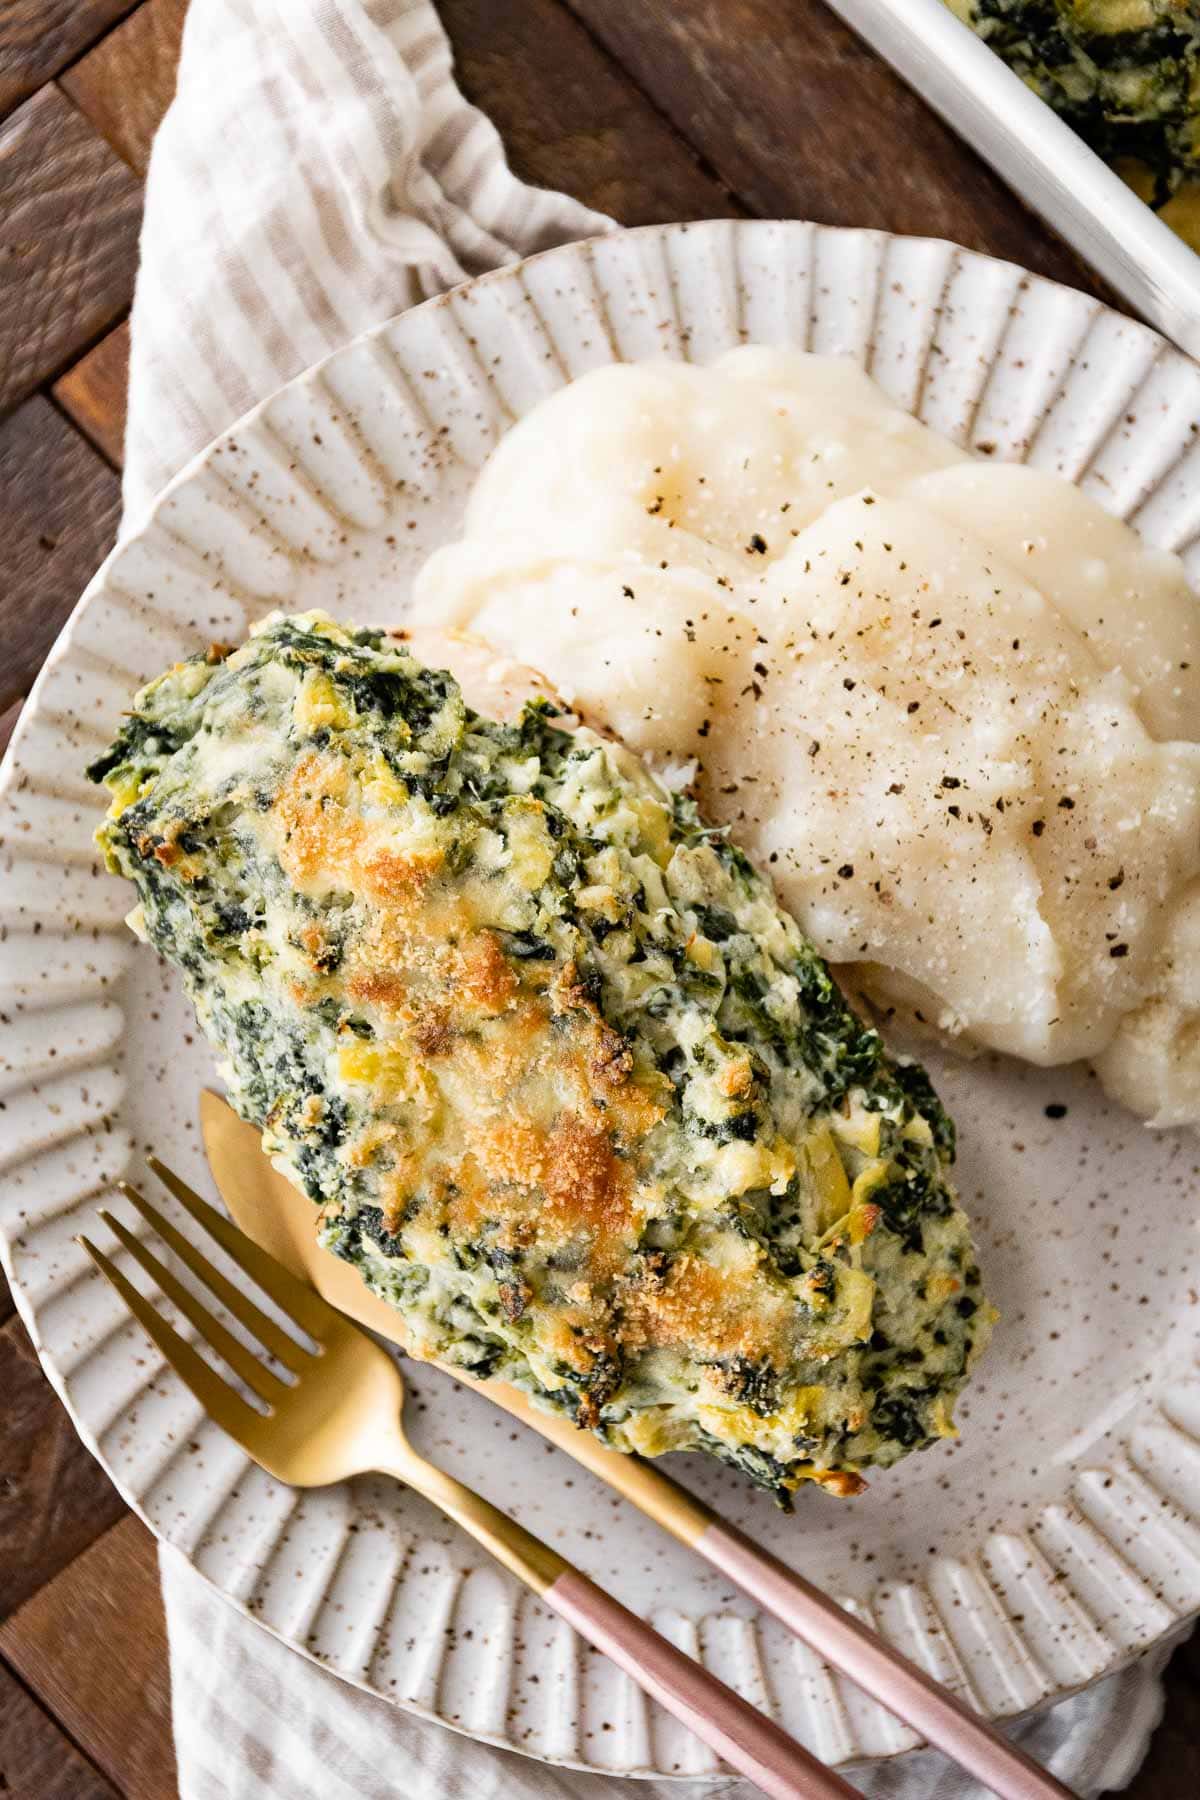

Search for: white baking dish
xmin=826 ymin=0 xmax=1200 ymax=359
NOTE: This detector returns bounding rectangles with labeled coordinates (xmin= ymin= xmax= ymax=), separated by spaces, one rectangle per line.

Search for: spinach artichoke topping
xmin=91 ymin=611 xmax=993 ymax=1504
xmin=949 ymin=1 xmax=1200 ymax=211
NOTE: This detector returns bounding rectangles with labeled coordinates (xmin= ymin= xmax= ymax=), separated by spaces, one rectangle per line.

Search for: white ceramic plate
xmin=3 ymin=221 xmax=1200 ymax=1781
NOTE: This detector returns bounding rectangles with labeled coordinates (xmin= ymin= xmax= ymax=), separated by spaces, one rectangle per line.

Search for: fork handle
xmin=384 ymin=1456 xmax=853 ymax=1798
xmin=545 ymin=1567 xmax=856 ymax=1800
xmin=695 ymin=1522 xmax=1076 ymax=1800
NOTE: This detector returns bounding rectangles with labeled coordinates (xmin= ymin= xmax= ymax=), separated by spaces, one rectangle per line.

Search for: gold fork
xmin=79 ymin=1162 xmax=856 ymax=1800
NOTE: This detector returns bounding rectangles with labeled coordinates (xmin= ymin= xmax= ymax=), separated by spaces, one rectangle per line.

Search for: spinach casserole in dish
xmin=947 ymin=0 xmax=1200 ymax=244
xmin=90 ymin=612 xmax=993 ymax=1503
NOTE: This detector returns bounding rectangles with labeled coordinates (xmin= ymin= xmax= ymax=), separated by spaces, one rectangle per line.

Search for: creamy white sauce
xmin=414 ymin=347 xmax=1200 ymax=1124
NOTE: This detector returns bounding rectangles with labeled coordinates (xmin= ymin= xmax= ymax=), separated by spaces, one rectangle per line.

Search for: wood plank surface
xmin=0 ymin=84 xmax=142 ymax=416
xmin=0 ymin=705 xmax=21 ymax=766
xmin=53 ymin=317 xmax=131 ymax=467
xmin=563 ymin=0 xmax=1105 ymax=294
xmin=0 ymin=397 xmax=122 ymax=713
xmin=60 ymin=0 xmax=188 ymax=178
xmin=0 ymin=1518 xmax=175 ymax=1800
xmin=0 ymin=1660 xmax=119 ymax=1800
xmin=439 ymin=0 xmax=736 ymax=224
xmin=0 ymin=1316 xmax=128 ymax=1624
xmin=0 ymin=0 xmax=135 ymax=121
xmin=0 ymin=3 xmax=1198 ymax=1796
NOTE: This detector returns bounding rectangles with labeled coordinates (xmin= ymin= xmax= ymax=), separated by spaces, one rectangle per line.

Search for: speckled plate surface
xmin=3 ymin=221 xmax=1200 ymax=1780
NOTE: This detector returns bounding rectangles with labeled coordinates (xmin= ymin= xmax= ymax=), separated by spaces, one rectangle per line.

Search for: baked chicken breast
xmin=91 ymin=611 xmax=992 ymax=1502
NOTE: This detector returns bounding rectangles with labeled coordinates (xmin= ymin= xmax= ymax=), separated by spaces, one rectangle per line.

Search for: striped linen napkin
xmin=127 ymin=1 xmax=1179 ymax=1792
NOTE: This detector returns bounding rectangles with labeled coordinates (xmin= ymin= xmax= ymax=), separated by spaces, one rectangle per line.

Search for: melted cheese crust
xmin=92 ymin=611 xmax=992 ymax=1503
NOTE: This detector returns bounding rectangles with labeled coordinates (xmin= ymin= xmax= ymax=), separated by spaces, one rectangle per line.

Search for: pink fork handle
xmin=698 ymin=1523 xmax=1077 ymax=1800
xmin=546 ymin=1568 xmax=856 ymax=1800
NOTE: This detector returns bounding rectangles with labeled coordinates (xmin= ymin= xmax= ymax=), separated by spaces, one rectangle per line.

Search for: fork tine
xmin=100 ymin=1208 xmax=286 ymax=1406
xmin=146 ymin=1154 xmax=340 ymax=1340
xmin=78 ymin=1235 xmax=261 ymax=1439
xmin=119 ymin=1178 xmax=310 ymax=1374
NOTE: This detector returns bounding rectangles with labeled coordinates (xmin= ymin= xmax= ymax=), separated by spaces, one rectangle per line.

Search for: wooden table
xmin=0 ymin=3 xmax=1197 ymax=1794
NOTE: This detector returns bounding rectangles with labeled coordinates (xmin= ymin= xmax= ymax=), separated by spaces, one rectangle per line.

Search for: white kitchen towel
xmin=122 ymin=0 xmax=610 ymax=522
xmin=130 ymin=1 xmax=1176 ymax=1794
xmin=159 ymin=1546 xmax=1180 ymax=1800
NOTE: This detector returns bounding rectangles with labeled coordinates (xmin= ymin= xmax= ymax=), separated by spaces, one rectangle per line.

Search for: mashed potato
xmin=414 ymin=348 xmax=1200 ymax=1125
